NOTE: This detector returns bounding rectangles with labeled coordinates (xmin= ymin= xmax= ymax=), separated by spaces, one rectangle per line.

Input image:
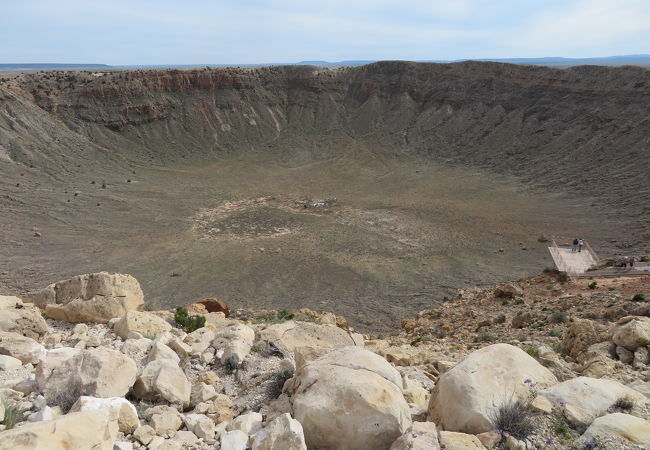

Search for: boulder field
xmin=1 ymin=271 xmax=650 ymax=449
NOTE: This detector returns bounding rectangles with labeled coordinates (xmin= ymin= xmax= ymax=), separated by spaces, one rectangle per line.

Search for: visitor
xmin=572 ymin=238 xmax=579 ymax=252
xmin=578 ymin=238 xmax=584 ymax=252
xmin=630 ymin=256 xmax=635 ymax=268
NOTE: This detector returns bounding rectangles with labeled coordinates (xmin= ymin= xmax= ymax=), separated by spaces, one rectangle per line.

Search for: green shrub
xmin=632 ymin=293 xmax=647 ymax=302
xmin=557 ymin=271 xmax=569 ymax=283
xmin=174 ymin=307 xmax=206 ymax=332
xmin=525 ymin=347 xmax=539 ymax=358
xmin=2 ymin=399 xmax=22 ymax=429
xmin=588 ymin=281 xmax=598 ymax=289
xmin=473 ymin=332 xmax=496 ymax=343
xmin=550 ymin=311 xmax=568 ymax=323
xmin=612 ymin=396 xmax=635 ymax=411
xmin=490 ymin=398 xmax=535 ymax=441
xmin=548 ymin=329 xmax=560 ymax=337
xmin=277 ymin=310 xmax=295 ymax=321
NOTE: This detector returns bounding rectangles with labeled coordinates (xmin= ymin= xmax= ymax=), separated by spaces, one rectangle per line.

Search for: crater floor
xmin=0 ymin=152 xmax=622 ymax=331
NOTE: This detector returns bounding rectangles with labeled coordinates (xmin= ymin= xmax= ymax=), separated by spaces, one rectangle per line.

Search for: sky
xmin=1 ymin=0 xmax=649 ymax=65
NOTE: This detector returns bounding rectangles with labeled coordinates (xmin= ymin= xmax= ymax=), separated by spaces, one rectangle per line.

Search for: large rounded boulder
xmin=29 ymin=272 xmax=144 ymax=323
xmin=428 ymin=343 xmax=558 ymax=434
xmin=287 ymin=346 xmax=411 ymax=450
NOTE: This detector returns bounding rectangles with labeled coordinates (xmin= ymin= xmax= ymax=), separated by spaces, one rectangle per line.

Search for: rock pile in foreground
xmin=1 ymin=271 xmax=650 ymax=449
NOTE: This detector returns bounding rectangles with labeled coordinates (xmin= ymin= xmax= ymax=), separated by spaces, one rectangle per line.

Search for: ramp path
xmin=548 ymin=240 xmax=599 ymax=275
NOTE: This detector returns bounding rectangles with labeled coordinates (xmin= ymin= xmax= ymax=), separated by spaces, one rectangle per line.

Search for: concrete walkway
xmin=549 ymin=246 xmax=598 ymax=274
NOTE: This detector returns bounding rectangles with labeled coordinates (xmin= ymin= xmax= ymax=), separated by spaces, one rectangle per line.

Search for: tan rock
xmin=0 ymin=331 xmax=45 ymax=363
xmin=148 ymin=341 xmax=180 ymax=364
xmin=0 ymin=354 xmax=22 ymax=370
xmin=428 ymin=344 xmax=558 ymax=434
xmin=133 ymin=359 xmax=191 ymax=406
xmin=0 ymin=409 xmax=118 ymax=450
xmin=30 ymin=272 xmax=144 ymax=323
xmin=133 ymin=424 xmax=156 ymax=445
xmin=190 ymin=381 xmax=218 ymax=407
xmin=258 ymin=320 xmax=363 ymax=356
xmin=114 ymin=311 xmax=172 ymax=340
xmin=184 ymin=413 xmax=216 ymax=441
xmin=539 ymin=377 xmax=647 ymax=427
xmin=194 ymin=394 xmax=234 ymax=424
xmin=221 ymin=430 xmax=248 ymax=450
xmin=578 ymin=413 xmax=650 ymax=447
xmin=227 ymin=411 xmax=263 ymax=435
xmin=613 ymin=316 xmax=650 ymax=351
xmin=561 ymin=319 xmax=610 ymax=360
xmin=150 ymin=410 xmax=183 ymax=437
xmin=213 ymin=323 xmax=255 ymax=368
xmin=389 ymin=422 xmax=440 ymax=450
xmin=40 ymin=347 xmax=137 ymax=407
xmin=580 ymin=355 xmax=616 ymax=378
xmin=288 ymin=346 xmax=411 ymax=450
xmin=438 ymin=431 xmax=485 ymax=449
xmin=70 ymin=396 xmax=139 ymax=433
xmin=0 ymin=296 xmax=48 ymax=339
xmin=252 ymin=413 xmax=307 ymax=450
xmin=198 ymin=370 xmax=219 ymax=385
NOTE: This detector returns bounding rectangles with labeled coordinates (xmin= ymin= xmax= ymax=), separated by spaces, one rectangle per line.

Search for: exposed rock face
xmin=70 ymin=396 xmax=139 ymax=433
xmin=287 ymin=346 xmax=411 ymax=450
xmin=252 ymin=413 xmax=307 ymax=450
xmin=613 ymin=316 xmax=650 ymax=351
xmin=0 ymin=331 xmax=44 ymax=363
xmin=428 ymin=343 xmax=558 ymax=434
xmin=133 ymin=359 xmax=191 ymax=406
xmin=539 ymin=377 xmax=647 ymax=427
xmin=29 ymin=273 xmax=144 ymax=323
xmin=114 ymin=310 xmax=172 ymax=339
xmin=258 ymin=320 xmax=363 ymax=355
xmin=0 ymin=296 xmax=48 ymax=339
xmin=0 ymin=409 xmax=118 ymax=450
xmin=389 ymin=422 xmax=440 ymax=450
xmin=40 ymin=347 xmax=137 ymax=407
xmin=578 ymin=413 xmax=650 ymax=447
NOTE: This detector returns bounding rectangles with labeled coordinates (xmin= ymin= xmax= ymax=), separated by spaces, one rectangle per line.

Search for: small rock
xmin=221 ymin=430 xmax=249 ymax=450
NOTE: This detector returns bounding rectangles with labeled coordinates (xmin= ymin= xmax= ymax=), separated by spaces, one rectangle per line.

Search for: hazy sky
xmin=1 ymin=0 xmax=649 ymax=64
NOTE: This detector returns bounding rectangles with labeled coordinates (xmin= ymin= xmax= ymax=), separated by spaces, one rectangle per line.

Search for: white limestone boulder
xmin=70 ymin=396 xmax=139 ymax=433
xmin=133 ymin=359 xmax=191 ymax=406
xmin=389 ymin=422 xmax=440 ymax=450
xmin=428 ymin=343 xmax=558 ymax=434
xmin=0 ymin=295 xmax=48 ymax=339
xmin=0 ymin=331 xmax=45 ymax=363
xmin=538 ymin=376 xmax=647 ymax=427
xmin=0 ymin=409 xmax=118 ymax=450
xmin=29 ymin=272 xmax=144 ymax=323
xmin=613 ymin=316 xmax=650 ymax=351
xmin=252 ymin=413 xmax=307 ymax=450
xmin=39 ymin=347 xmax=137 ymax=408
xmin=114 ymin=311 xmax=172 ymax=340
xmin=287 ymin=346 xmax=411 ymax=450
xmin=577 ymin=413 xmax=650 ymax=447
xmin=213 ymin=323 xmax=255 ymax=369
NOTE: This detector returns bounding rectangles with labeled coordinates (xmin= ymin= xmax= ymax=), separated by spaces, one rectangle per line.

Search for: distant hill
xmin=304 ymin=55 xmax=650 ymax=68
xmin=2 ymin=55 xmax=650 ymax=71
xmin=0 ymin=63 xmax=110 ymax=71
